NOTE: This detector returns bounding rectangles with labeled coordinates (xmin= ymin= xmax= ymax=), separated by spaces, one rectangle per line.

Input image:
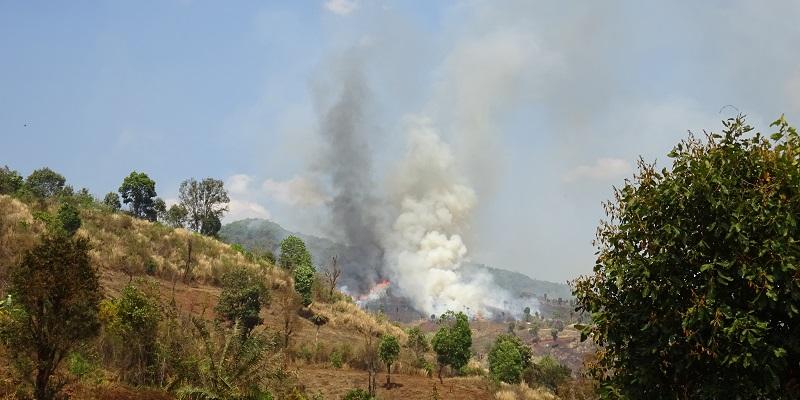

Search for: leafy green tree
xmin=431 ymin=311 xmax=472 ymax=383
xmin=118 ymin=171 xmax=157 ymax=221
xmin=523 ymin=306 xmax=531 ymax=322
xmin=56 ymin=203 xmax=81 ymax=236
xmin=379 ymin=334 xmax=400 ymax=386
xmin=293 ymin=263 xmax=315 ymax=307
xmin=103 ymin=192 xmax=121 ymax=211
xmin=279 ymin=235 xmax=312 ymax=270
xmin=488 ymin=334 xmax=532 ymax=384
xmin=573 ymin=116 xmax=800 ymax=399
xmin=215 ymin=268 xmax=269 ymax=338
xmin=178 ymin=178 xmax=229 ymax=233
xmin=0 ymin=165 xmax=23 ymax=195
xmin=25 ymin=167 xmax=65 ymax=198
xmin=1 ymin=233 xmax=101 ymax=400
xmin=165 ymin=204 xmax=188 ymax=228
xmin=407 ymin=326 xmax=430 ymax=360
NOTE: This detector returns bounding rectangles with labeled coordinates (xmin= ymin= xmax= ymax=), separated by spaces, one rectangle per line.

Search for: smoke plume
xmin=313 ymin=53 xmax=385 ymax=293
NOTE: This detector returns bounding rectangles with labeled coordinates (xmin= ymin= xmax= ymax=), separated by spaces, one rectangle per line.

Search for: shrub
xmin=215 ymin=267 xmax=269 ymax=336
xmin=330 ymin=349 xmax=344 ymax=369
xmin=57 ymin=203 xmax=81 ymax=235
xmin=342 ymin=388 xmax=374 ymax=400
xmin=525 ymin=355 xmax=571 ymax=392
xmin=488 ymin=334 xmax=532 ymax=384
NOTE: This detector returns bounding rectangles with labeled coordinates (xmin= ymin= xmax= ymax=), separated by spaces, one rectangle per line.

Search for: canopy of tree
xmin=574 ymin=116 xmax=800 ymax=399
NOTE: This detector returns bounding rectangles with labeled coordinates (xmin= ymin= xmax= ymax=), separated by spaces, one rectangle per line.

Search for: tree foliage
xmin=103 ymin=191 xmax=121 ymax=211
xmin=573 ymin=116 xmax=800 ymax=399
xmin=1 ymin=233 xmax=101 ymax=400
xmin=278 ymin=235 xmax=312 ymax=271
xmin=0 ymin=165 xmax=23 ymax=195
xmin=431 ymin=311 xmax=472 ymax=383
xmin=56 ymin=203 xmax=81 ymax=236
xmin=488 ymin=334 xmax=532 ymax=384
xmin=379 ymin=334 xmax=400 ymax=385
xmin=105 ymin=282 xmax=162 ymax=384
xmin=178 ymin=178 xmax=229 ymax=233
xmin=119 ymin=171 xmax=158 ymax=221
xmin=25 ymin=167 xmax=65 ymax=198
xmin=406 ymin=326 xmax=430 ymax=359
xmin=165 ymin=203 xmax=188 ymax=228
xmin=293 ymin=263 xmax=315 ymax=307
xmin=215 ymin=268 xmax=269 ymax=338
xmin=525 ymin=355 xmax=571 ymax=392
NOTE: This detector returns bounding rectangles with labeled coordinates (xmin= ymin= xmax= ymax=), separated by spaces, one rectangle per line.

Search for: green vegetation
xmin=0 ymin=165 xmax=23 ymax=195
xmin=379 ymin=334 xmax=400 ymax=385
xmin=488 ymin=334 xmax=532 ymax=384
xmin=56 ymin=202 xmax=81 ymax=235
xmin=574 ymin=116 xmax=800 ymax=399
xmin=25 ymin=167 xmax=66 ymax=198
xmin=293 ymin=262 xmax=316 ymax=307
xmin=1 ymin=232 xmax=100 ymax=400
xmin=279 ymin=235 xmax=313 ymax=270
xmin=215 ymin=267 xmax=270 ymax=337
xmin=178 ymin=177 xmax=230 ymax=234
xmin=406 ymin=326 xmax=430 ymax=360
xmin=118 ymin=171 xmax=158 ymax=221
xmin=102 ymin=191 xmax=121 ymax=211
xmin=343 ymin=388 xmax=374 ymax=400
xmin=431 ymin=311 xmax=472 ymax=383
xmin=526 ymin=355 xmax=571 ymax=392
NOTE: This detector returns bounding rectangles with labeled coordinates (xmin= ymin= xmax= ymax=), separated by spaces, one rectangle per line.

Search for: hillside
xmin=219 ymin=218 xmax=573 ymax=301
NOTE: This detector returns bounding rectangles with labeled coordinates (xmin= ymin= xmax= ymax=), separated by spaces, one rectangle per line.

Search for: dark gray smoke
xmin=314 ymin=55 xmax=385 ymax=294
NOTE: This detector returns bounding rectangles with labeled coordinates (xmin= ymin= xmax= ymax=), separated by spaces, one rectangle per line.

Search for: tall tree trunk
xmin=386 ymin=363 xmax=391 ymax=386
xmin=438 ymin=365 xmax=444 ymax=384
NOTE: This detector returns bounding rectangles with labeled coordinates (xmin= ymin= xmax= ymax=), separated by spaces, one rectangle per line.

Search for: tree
xmin=488 ymin=334 xmax=532 ymax=384
xmin=56 ymin=203 xmax=81 ymax=235
xmin=200 ymin=214 xmax=222 ymax=237
xmin=107 ymin=282 xmax=161 ymax=384
xmin=310 ymin=313 xmax=329 ymax=345
xmin=178 ymin=178 xmax=229 ymax=233
xmin=215 ymin=267 xmax=269 ymax=338
xmin=523 ymin=306 xmax=531 ymax=322
xmin=0 ymin=165 xmax=23 ymax=195
xmin=406 ymin=326 xmax=430 ymax=360
xmin=165 ymin=204 xmax=188 ymax=228
xmin=278 ymin=235 xmax=312 ymax=270
xmin=293 ymin=263 xmax=315 ymax=307
xmin=277 ymin=291 xmax=301 ymax=348
xmin=573 ymin=116 xmax=800 ymax=399
xmin=118 ymin=171 xmax=157 ymax=221
xmin=324 ymin=256 xmax=342 ymax=299
xmin=550 ymin=328 xmax=558 ymax=342
xmin=25 ymin=167 xmax=65 ymax=198
xmin=379 ymin=334 xmax=400 ymax=386
xmin=103 ymin=192 xmax=121 ymax=211
xmin=431 ymin=311 xmax=472 ymax=383
xmin=1 ymin=233 xmax=101 ymax=400
xmin=153 ymin=197 xmax=167 ymax=222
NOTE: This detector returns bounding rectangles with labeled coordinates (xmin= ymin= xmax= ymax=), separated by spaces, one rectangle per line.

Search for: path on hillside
xmin=299 ymin=367 xmax=493 ymax=400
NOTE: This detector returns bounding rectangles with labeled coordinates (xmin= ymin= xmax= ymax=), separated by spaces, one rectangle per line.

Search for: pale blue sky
xmin=2 ymin=1 xmax=800 ymax=282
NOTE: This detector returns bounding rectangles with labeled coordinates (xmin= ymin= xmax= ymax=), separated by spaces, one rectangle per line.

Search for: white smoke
xmin=384 ymin=117 xmax=519 ymax=317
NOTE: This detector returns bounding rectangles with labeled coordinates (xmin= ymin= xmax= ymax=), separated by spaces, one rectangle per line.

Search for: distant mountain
xmin=219 ymin=218 xmax=573 ymax=300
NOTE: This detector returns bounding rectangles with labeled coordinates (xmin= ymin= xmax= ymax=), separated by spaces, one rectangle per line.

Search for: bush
xmin=342 ymin=388 xmax=374 ymax=400
xmin=525 ymin=355 xmax=571 ymax=392
xmin=330 ymin=349 xmax=343 ymax=369
xmin=57 ymin=203 xmax=81 ymax=235
xmin=215 ymin=267 xmax=269 ymax=336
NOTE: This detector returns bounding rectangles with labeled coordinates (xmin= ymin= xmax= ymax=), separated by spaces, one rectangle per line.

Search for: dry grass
xmin=496 ymin=383 xmax=559 ymax=400
xmin=0 ymin=196 xmax=45 ymax=288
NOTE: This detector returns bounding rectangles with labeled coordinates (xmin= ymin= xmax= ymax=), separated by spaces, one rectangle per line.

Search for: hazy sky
xmin=2 ymin=1 xmax=800 ymax=283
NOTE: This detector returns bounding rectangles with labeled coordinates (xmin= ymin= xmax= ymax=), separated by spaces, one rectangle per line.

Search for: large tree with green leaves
xmin=178 ymin=178 xmax=229 ymax=233
xmin=25 ymin=167 xmax=65 ymax=198
xmin=573 ymin=116 xmax=800 ymax=399
xmin=431 ymin=311 xmax=472 ymax=383
xmin=1 ymin=233 xmax=101 ymax=400
xmin=118 ymin=171 xmax=158 ymax=221
xmin=278 ymin=235 xmax=312 ymax=270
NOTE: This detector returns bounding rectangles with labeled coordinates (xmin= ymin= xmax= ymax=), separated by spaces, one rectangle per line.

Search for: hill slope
xmin=219 ymin=218 xmax=573 ymax=300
